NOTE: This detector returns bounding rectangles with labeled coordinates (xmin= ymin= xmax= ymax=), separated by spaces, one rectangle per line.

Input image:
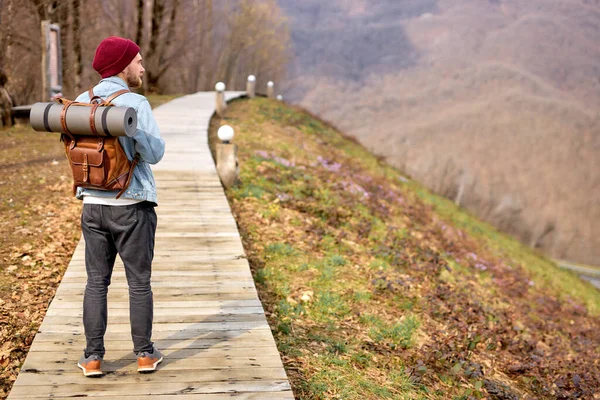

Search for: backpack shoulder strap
xmin=88 ymin=88 xmax=103 ymax=105
xmin=105 ymin=89 xmax=130 ymax=105
xmin=88 ymin=88 xmax=130 ymax=105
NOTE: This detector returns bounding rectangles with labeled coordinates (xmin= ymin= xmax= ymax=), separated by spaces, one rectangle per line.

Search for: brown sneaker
xmin=77 ymin=354 xmax=103 ymax=377
xmin=137 ymin=347 xmax=163 ymax=373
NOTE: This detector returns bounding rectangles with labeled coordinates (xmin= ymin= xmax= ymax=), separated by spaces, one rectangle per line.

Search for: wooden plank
xmin=53 ymin=287 xmax=258 ymax=297
xmin=106 ymin=304 xmax=263 ymax=313
xmin=48 ymin=299 xmax=262 ymax=309
xmin=39 ymin=321 xmax=271 ymax=334
xmin=8 ymin=392 xmax=294 ymax=400
xmin=29 ymin=336 xmax=276 ymax=352
xmin=68 ymin=254 xmax=247 ymax=262
xmin=64 ymin=258 xmax=252 ymax=269
xmin=63 ymin=266 xmax=253 ymax=274
xmin=56 ymin=280 xmax=256 ymax=289
xmin=156 ymin=207 xmax=234 ymax=213
xmin=154 ymin=232 xmax=240 ymax=238
xmin=22 ymin=346 xmax=283 ymax=361
xmin=31 ymin=327 xmax=275 ymax=342
xmin=52 ymin=293 xmax=260 ymax=302
xmin=14 ymin=368 xmax=289 ymax=386
xmin=70 ymin=244 xmax=246 ymax=254
xmin=21 ymin=356 xmax=286 ymax=374
xmin=8 ymin=380 xmax=291 ymax=397
xmin=63 ymin=270 xmax=253 ymax=279
xmin=8 ymin=379 xmax=290 ymax=399
xmin=46 ymin=307 xmax=265 ymax=318
xmin=59 ymin=265 xmax=250 ymax=274
xmin=40 ymin=312 xmax=266 ymax=326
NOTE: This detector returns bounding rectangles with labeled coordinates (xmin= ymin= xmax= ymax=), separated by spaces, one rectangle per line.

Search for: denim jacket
xmin=74 ymin=77 xmax=165 ymax=205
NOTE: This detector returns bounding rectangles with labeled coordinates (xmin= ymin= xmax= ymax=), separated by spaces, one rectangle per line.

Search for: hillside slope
xmin=211 ymin=98 xmax=600 ymax=399
xmin=277 ymin=0 xmax=600 ymax=266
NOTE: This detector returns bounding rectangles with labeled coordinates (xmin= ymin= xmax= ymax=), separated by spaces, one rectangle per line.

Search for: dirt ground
xmin=0 ymin=125 xmax=80 ymax=398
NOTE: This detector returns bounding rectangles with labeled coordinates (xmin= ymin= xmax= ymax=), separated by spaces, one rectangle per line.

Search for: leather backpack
xmin=57 ymin=89 xmax=139 ymax=198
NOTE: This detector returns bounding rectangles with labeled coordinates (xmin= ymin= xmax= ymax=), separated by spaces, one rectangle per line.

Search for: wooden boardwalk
xmin=7 ymin=92 xmax=294 ymax=399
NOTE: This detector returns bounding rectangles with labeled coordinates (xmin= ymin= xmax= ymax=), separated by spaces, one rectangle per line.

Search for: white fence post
xmin=267 ymin=81 xmax=275 ymax=99
xmin=247 ymin=75 xmax=256 ymax=99
xmin=216 ymin=125 xmax=238 ymax=188
xmin=41 ymin=21 xmax=63 ymax=102
xmin=215 ymin=82 xmax=226 ymax=117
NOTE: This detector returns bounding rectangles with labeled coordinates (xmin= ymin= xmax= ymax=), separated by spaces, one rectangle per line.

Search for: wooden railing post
xmin=41 ymin=21 xmax=49 ymax=102
xmin=215 ymin=81 xmax=226 ymax=117
xmin=267 ymin=81 xmax=275 ymax=99
xmin=41 ymin=21 xmax=63 ymax=102
xmin=216 ymin=125 xmax=238 ymax=188
xmin=247 ymin=75 xmax=256 ymax=99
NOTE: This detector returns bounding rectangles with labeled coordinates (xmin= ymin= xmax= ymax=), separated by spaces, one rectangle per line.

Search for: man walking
xmin=74 ymin=37 xmax=166 ymax=377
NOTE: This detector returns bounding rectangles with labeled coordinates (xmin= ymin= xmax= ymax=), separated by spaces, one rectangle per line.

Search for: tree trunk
xmin=199 ymin=0 xmax=212 ymax=90
xmin=0 ymin=86 xmax=13 ymax=128
xmin=30 ymin=0 xmax=48 ymax=21
xmin=72 ymin=0 xmax=82 ymax=93
xmin=55 ymin=0 xmax=70 ymax=96
xmin=187 ymin=1 xmax=200 ymax=92
xmin=147 ymin=0 xmax=165 ymax=62
xmin=146 ymin=0 xmax=181 ymax=93
xmin=145 ymin=0 xmax=165 ymax=92
xmin=160 ymin=0 xmax=179 ymax=67
xmin=118 ymin=0 xmax=126 ymax=37
xmin=2 ymin=0 xmax=15 ymax=71
xmin=0 ymin=0 xmax=5 ymax=69
xmin=135 ymin=0 xmax=144 ymax=48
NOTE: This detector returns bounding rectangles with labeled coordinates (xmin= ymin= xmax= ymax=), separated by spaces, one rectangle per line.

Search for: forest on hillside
xmin=278 ymin=0 xmax=600 ymax=266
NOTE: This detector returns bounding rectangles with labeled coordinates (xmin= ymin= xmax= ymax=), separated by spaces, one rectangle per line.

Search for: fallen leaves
xmin=0 ymin=126 xmax=81 ymax=398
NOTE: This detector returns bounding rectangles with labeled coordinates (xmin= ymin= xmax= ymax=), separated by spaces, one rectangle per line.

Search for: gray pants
xmin=81 ymin=202 xmax=157 ymax=358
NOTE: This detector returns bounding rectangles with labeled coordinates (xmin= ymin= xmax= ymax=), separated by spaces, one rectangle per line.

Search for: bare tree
xmin=144 ymin=0 xmax=174 ymax=92
xmin=213 ymin=0 xmax=291 ymax=91
xmin=0 ymin=69 xmax=13 ymax=128
xmin=98 ymin=0 xmax=135 ymax=38
xmin=53 ymin=1 xmax=70 ymax=95
xmin=530 ymin=220 xmax=556 ymax=249
xmin=185 ymin=0 xmax=213 ymax=92
xmin=0 ymin=0 xmax=14 ymax=71
xmin=72 ymin=0 xmax=82 ymax=93
xmin=135 ymin=0 xmax=144 ymax=49
xmin=1 ymin=0 xmax=291 ymax=100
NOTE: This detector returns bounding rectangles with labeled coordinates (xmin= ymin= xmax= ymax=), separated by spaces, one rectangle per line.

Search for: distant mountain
xmin=278 ymin=0 xmax=600 ymax=265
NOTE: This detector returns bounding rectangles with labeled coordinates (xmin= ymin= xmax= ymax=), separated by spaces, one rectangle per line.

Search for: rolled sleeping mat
xmin=30 ymin=102 xmax=137 ymax=137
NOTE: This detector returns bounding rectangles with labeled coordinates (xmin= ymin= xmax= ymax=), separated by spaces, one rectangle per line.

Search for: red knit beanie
xmin=92 ymin=36 xmax=140 ymax=78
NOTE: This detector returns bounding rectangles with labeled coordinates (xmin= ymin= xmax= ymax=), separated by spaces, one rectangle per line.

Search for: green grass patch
xmin=408 ymin=181 xmax=600 ymax=315
xmin=362 ymin=314 xmax=420 ymax=350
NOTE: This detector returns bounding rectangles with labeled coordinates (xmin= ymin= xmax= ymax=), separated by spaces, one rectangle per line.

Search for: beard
xmin=126 ymin=70 xmax=143 ymax=88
